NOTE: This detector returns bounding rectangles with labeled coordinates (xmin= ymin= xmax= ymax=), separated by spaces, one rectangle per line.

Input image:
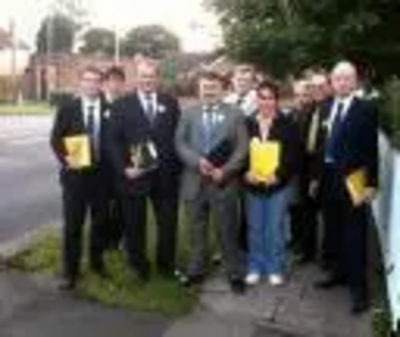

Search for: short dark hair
xmin=256 ymin=79 xmax=280 ymax=100
xmin=80 ymin=66 xmax=103 ymax=79
xmin=197 ymin=70 xmax=228 ymax=88
xmin=104 ymin=66 xmax=126 ymax=81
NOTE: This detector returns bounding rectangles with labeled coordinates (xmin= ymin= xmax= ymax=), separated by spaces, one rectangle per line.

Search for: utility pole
xmin=114 ymin=25 xmax=121 ymax=64
xmin=9 ymin=18 xmax=18 ymax=104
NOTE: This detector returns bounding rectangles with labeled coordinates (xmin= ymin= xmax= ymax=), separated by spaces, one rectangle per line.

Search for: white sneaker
xmin=269 ymin=274 xmax=284 ymax=287
xmin=245 ymin=273 xmax=261 ymax=285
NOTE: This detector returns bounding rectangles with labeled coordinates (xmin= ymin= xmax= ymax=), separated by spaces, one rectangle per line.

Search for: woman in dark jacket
xmin=244 ymin=80 xmax=300 ymax=287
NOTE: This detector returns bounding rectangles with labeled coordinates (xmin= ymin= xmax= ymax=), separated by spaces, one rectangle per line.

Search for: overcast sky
xmin=0 ymin=0 xmax=221 ymax=52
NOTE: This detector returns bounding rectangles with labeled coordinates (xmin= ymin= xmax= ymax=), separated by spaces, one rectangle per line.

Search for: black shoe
xmin=229 ymin=278 xmax=246 ymax=295
xmin=58 ymin=278 xmax=76 ymax=291
xmin=211 ymin=254 xmax=223 ymax=267
xmin=314 ymin=275 xmax=346 ymax=290
xmin=178 ymin=273 xmax=204 ymax=288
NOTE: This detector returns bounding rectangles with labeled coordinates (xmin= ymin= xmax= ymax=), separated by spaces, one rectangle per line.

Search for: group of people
xmin=50 ymin=58 xmax=378 ymax=316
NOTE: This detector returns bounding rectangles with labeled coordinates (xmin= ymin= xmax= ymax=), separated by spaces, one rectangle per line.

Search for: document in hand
xmin=207 ymin=139 xmax=232 ymax=167
xmin=345 ymin=168 xmax=368 ymax=205
xmin=130 ymin=141 xmax=159 ymax=172
xmin=64 ymin=134 xmax=91 ymax=169
xmin=250 ymin=137 xmax=280 ymax=181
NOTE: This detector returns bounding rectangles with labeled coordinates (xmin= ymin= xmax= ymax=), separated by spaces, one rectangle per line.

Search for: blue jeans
xmin=247 ymin=187 xmax=290 ymax=275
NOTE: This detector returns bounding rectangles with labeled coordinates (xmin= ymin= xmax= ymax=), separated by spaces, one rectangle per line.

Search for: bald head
xmin=330 ymin=61 xmax=358 ymax=98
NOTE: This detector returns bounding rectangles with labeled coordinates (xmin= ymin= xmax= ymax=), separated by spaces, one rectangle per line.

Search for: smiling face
xmin=198 ymin=74 xmax=225 ymax=105
xmin=293 ymin=80 xmax=312 ymax=111
xmin=135 ymin=61 xmax=160 ymax=93
xmin=231 ymin=65 xmax=255 ymax=96
xmin=80 ymin=68 xmax=103 ymax=100
xmin=257 ymin=87 xmax=278 ymax=118
xmin=330 ymin=62 xmax=358 ymax=98
xmin=310 ymin=74 xmax=331 ymax=103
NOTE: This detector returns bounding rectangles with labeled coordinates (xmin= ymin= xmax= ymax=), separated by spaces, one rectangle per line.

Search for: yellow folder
xmin=249 ymin=138 xmax=280 ymax=181
xmin=345 ymin=168 xmax=368 ymax=205
xmin=64 ymin=134 xmax=91 ymax=169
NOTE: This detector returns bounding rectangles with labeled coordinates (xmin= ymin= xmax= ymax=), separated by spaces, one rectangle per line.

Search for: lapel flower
xmin=157 ymin=104 xmax=166 ymax=114
xmin=103 ymin=110 xmax=111 ymax=119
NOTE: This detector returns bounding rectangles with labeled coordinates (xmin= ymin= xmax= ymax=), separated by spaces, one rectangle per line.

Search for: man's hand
xmin=199 ymin=158 xmax=214 ymax=177
xmin=309 ymin=180 xmax=319 ymax=198
xmin=125 ymin=167 xmax=143 ymax=180
xmin=65 ymin=156 xmax=80 ymax=170
xmin=210 ymin=168 xmax=225 ymax=184
xmin=353 ymin=187 xmax=377 ymax=207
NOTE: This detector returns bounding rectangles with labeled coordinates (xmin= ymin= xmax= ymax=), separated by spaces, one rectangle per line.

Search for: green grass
xmin=0 ymin=102 xmax=51 ymax=115
xmin=9 ymin=212 xmax=198 ymax=317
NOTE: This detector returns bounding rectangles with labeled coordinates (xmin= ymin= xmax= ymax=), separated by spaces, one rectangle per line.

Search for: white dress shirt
xmin=81 ymin=97 xmax=101 ymax=132
xmin=224 ymin=90 xmax=258 ymax=116
xmin=327 ymin=94 xmax=354 ymax=133
xmin=138 ymin=91 xmax=158 ymax=116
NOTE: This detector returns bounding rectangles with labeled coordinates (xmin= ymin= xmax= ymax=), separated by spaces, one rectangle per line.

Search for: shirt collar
xmin=82 ymin=97 xmax=101 ymax=110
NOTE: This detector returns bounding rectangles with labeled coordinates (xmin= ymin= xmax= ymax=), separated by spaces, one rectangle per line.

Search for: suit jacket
xmin=107 ymin=91 xmax=181 ymax=195
xmin=245 ymin=112 xmax=301 ymax=195
xmin=175 ymin=102 xmax=248 ymax=200
xmin=313 ymin=96 xmax=378 ymax=188
xmin=50 ymin=95 xmax=111 ymax=174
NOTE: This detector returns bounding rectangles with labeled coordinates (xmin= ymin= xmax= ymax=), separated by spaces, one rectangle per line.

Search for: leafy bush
xmin=381 ymin=79 xmax=400 ymax=149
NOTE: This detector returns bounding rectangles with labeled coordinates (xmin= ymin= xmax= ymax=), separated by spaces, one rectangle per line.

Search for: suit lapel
xmin=74 ymin=98 xmax=86 ymax=132
xmin=209 ymin=108 xmax=228 ymax=148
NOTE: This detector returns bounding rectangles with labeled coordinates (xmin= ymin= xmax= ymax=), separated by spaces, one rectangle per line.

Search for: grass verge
xmin=0 ymin=102 xmax=51 ymax=115
xmin=8 ymin=221 xmax=197 ymax=317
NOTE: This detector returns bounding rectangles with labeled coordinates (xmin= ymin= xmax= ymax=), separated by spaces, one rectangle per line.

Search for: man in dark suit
xmin=102 ymin=66 xmax=126 ymax=251
xmin=108 ymin=59 xmax=181 ymax=281
xmin=314 ymin=61 xmax=378 ymax=314
xmin=175 ymin=71 xmax=248 ymax=294
xmin=288 ymin=79 xmax=316 ymax=262
xmin=50 ymin=67 xmax=111 ymax=290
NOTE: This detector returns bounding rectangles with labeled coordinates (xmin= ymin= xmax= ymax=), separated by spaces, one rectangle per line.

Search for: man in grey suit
xmin=175 ymin=71 xmax=248 ymax=294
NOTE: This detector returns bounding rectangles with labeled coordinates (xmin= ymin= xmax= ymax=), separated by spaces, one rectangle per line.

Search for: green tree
xmin=121 ymin=25 xmax=180 ymax=58
xmin=207 ymin=0 xmax=400 ymax=78
xmin=79 ymin=28 xmax=115 ymax=56
xmin=36 ymin=14 xmax=77 ymax=54
xmin=36 ymin=0 xmax=88 ymax=55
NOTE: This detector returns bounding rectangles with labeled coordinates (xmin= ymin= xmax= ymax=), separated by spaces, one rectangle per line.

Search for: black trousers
xmin=60 ymin=169 xmax=109 ymax=280
xmin=104 ymin=183 xmax=124 ymax=250
xmin=290 ymin=179 xmax=319 ymax=261
xmin=320 ymin=165 xmax=370 ymax=301
xmin=121 ymin=172 xmax=180 ymax=276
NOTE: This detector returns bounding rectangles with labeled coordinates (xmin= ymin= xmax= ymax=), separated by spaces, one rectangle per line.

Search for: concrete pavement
xmin=0 ymin=265 xmax=373 ymax=337
xmin=0 ymin=115 xmax=374 ymax=336
xmin=0 ymin=116 xmax=60 ymax=245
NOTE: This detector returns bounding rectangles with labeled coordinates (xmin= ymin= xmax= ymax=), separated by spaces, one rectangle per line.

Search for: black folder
xmin=206 ymin=139 xmax=233 ymax=167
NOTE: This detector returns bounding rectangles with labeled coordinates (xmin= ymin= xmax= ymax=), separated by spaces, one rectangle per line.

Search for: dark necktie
xmin=237 ymin=95 xmax=245 ymax=108
xmin=145 ymin=94 xmax=155 ymax=122
xmin=87 ymin=105 xmax=98 ymax=159
xmin=202 ymin=106 xmax=215 ymax=154
xmin=325 ymin=102 xmax=344 ymax=163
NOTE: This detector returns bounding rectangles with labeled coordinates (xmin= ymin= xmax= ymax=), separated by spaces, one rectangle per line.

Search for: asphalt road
xmin=0 ymin=117 xmax=60 ymax=244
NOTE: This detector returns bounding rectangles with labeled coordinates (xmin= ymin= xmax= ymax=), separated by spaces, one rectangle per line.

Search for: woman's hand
xmin=245 ymin=171 xmax=259 ymax=185
xmin=263 ymin=174 xmax=278 ymax=187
